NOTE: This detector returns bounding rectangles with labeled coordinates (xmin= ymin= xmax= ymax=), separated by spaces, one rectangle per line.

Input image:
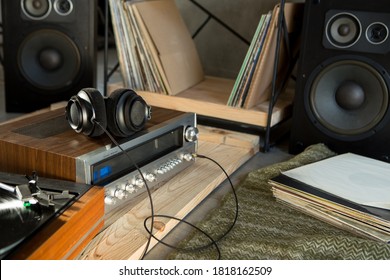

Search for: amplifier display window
xmin=91 ymin=127 xmax=183 ymax=185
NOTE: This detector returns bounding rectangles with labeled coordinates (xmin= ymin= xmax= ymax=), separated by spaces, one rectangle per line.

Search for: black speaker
xmin=1 ymin=0 xmax=97 ymax=112
xmin=289 ymin=0 xmax=390 ymax=162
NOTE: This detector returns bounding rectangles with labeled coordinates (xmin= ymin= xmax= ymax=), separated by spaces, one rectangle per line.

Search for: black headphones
xmin=65 ymin=88 xmax=151 ymax=137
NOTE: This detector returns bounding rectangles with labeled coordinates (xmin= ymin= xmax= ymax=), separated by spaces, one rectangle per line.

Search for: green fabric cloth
xmin=169 ymin=144 xmax=390 ymax=259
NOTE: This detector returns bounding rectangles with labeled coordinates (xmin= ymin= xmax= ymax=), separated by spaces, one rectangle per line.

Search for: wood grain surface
xmin=79 ymin=140 xmax=255 ymax=260
xmin=8 ymin=186 xmax=105 ymax=260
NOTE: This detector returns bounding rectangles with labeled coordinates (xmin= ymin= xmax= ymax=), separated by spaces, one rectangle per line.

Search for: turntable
xmin=0 ymin=106 xmax=196 ymax=258
xmin=0 ymin=171 xmax=104 ymax=259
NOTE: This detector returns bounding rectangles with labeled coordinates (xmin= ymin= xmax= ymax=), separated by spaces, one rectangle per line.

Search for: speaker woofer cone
xmin=21 ymin=0 xmax=52 ymax=20
xmin=306 ymin=59 xmax=389 ymax=140
xmin=326 ymin=12 xmax=361 ymax=48
xmin=18 ymin=29 xmax=81 ymax=91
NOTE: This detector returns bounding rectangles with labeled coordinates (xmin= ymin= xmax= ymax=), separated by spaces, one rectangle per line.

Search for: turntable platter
xmin=0 ymin=184 xmax=76 ymax=259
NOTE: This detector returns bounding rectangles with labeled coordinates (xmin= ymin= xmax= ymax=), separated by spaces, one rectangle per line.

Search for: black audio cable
xmin=142 ymin=153 xmax=239 ymax=259
xmin=93 ymin=120 xmax=154 ymax=259
xmin=94 ymin=120 xmax=239 ymax=260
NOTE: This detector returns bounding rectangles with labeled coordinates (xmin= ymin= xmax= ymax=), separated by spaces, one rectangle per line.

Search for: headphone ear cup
xmin=105 ymin=88 xmax=150 ymax=137
xmin=65 ymin=88 xmax=107 ymax=137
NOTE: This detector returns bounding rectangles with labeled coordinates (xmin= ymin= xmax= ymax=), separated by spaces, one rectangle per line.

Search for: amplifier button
xmin=157 ymin=168 xmax=165 ymax=175
xmin=104 ymin=196 xmax=117 ymax=205
xmin=166 ymin=164 xmax=173 ymax=170
xmin=163 ymin=164 xmax=172 ymax=171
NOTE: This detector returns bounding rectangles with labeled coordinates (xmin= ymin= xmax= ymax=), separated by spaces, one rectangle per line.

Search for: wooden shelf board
xmin=108 ymin=76 xmax=293 ymax=128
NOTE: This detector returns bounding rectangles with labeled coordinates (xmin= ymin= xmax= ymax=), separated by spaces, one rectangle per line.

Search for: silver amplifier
xmin=74 ymin=112 xmax=198 ymax=215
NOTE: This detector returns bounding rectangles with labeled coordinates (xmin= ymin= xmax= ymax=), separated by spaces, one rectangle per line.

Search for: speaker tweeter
xmin=54 ymin=0 xmax=74 ymax=16
xmin=366 ymin=22 xmax=388 ymax=45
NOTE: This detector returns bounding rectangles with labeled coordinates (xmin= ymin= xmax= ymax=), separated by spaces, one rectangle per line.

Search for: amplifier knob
xmin=182 ymin=153 xmax=194 ymax=162
xmin=135 ymin=178 xmax=145 ymax=188
xmin=145 ymin=173 xmax=157 ymax=182
xmin=125 ymin=183 xmax=136 ymax=193
xmin=114 ymin=189 xmax=127 ymax=200
xmin=184 ymin=126 xmax=199 ymax=142
xmin=104 ymin=196 xmax=117 ymax=205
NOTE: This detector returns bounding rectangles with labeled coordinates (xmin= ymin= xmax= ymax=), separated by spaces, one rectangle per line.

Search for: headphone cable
xmin=142 ymin=153 xmax=239 ymax=259
xmin=93 ymin=119 xmax=154 ymax=259
xmin=94 ymin=120 xmax=239 ymax=259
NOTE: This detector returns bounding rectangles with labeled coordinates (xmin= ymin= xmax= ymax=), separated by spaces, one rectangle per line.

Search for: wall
xmin=176 ymin=0 xmax=285 ymax=79
xmin=0 ymin=0 xmax=303 ymax=81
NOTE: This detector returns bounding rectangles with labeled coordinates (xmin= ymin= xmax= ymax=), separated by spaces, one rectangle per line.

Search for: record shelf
xmin=105 ymin=0 xmax=302 ymax=151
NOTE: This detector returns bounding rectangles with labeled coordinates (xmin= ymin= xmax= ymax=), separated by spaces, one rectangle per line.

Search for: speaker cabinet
xmin=1 ymin=0 xmax=97 ymax=112
xmin=290 ymin=0 xmax=390 ymax=162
